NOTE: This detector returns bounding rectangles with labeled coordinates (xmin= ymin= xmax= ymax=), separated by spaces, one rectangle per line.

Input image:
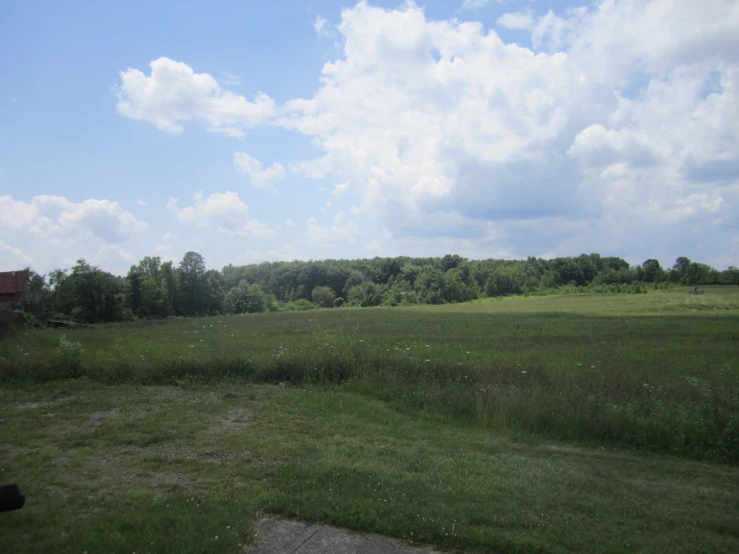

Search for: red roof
xmin=0 ymin=270 xmax=30 ymax=295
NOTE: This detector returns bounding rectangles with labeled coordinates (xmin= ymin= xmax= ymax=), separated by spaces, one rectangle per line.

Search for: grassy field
xmin=1 ymin=287 xmax=738 ymax=552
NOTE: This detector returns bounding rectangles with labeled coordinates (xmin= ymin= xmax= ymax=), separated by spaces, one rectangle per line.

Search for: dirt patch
xmin=87 ymin=447 xmax=192 ymax=489
xmin=4 ymin=393 xmax=74 ymax=410
xmin=210 ymin=408 xmax=250 ymax=434
xmin=245 ymin=517 xmax=442 ymax=554
xmin=88 ymin=408 xmax=120 ymax=423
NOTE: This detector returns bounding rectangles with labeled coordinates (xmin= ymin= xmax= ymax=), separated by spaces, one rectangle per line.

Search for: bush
xmin=312 ymin=286 xmax=337 ymax=308
xmin=57 ymin=335 xmax=83 ymax=376
xmin=283 ymin=299 xmax=316 ymax=311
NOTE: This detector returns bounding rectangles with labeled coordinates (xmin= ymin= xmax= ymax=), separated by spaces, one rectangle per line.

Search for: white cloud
xmin=0 ymin=195 xmax=148 ymax=244
xmin=568 ymin=124 xmax=665 ymax=168
xmin=0 ymin=195 xmax=147 ymax=272
xmin=136 ymin=199 xmax=149 ymax=207
xmin=233 ymin=246 xmax=297 ymax=264
xmin=285 ymin=218 xmax=295 ymax=226
xmin=207 ymin=127 xmax=245 ymax=139
xmin=167 ymin=191 xmax=276 ymax=238
xmin=306 ymin=215 xmax=359 ymax=245
xmin=116 ymin=1 xmax=739 ymax=265
xmin=270 ymin=0 xmax=738 ymax=263
xmin=221 ymin=72 xmax=241 ymax=86
xmin=0 ymin=240 xmax=33 ymax=267
xmin=332 ymin=182 xmax=350 ymax=196
xmin=365 ymin=239 xmax=380 ymax=252
xmin=233 ymin=152 xmax=286 ymax=189
xmin=496 ymin=9 xmax=535 ymax=31
xmin=96 ymin=244 xmax=134 ymax=262
xmin=162 ymin=232 xmax=176 ymax=242
xmin=116 ymin=57 xmax=275 ymax=134
xmin=461 ymin=0 xmax=499 ymax=12
xmin=314 ymin=15 xmax=334 ymax=39
xmin=513 ymin=0 xmax=739 ymax=85
xmin=154 ymin=243 xmax=174 ymax=253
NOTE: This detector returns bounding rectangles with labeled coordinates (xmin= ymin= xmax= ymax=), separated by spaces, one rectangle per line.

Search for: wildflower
xmin=466 ymin=351 xmax=470 ymax=354
xmin=522 ymin=371 xmax=527 ymax=374
xmin=425 ymin=359 xmax=430 ymax=362
xmin=425 ymin=345 xmax=430 ymax=347
xmin=591 ymin=365 xmax=595 ymax=368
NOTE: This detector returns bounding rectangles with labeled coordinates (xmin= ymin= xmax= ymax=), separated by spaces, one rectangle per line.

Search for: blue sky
xmin=1 ymin=0 xmax=738 ymax=275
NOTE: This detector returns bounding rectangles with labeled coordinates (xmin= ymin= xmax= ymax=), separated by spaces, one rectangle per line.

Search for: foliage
xmin=56 ymin=334 xmax=83 ymax=376
xmin=34 ymin=252 xmax=738 ymax=324
xmin=311 ymin=286 xmax=336 ymax=308
xmin=283 ymin=299 xmax=316 ymax=311
xmin=224 ymin=281 xmax=266 ymax=314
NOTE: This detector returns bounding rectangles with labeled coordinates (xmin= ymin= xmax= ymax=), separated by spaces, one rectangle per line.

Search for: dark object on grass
xmin=0 ymin=484 xmax=25 ymax=513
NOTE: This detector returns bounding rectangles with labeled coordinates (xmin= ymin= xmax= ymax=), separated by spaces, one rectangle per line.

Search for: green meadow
xmin=1 ymin=287 xmax=738 ymax=552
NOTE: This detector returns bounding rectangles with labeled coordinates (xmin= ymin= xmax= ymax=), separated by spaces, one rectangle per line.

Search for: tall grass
xmin=1 ymin=287 xmax=738 ymax=461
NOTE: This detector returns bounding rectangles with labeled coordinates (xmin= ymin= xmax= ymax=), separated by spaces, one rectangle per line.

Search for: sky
xmin=1 ymin=0 xmax=738 ymax=275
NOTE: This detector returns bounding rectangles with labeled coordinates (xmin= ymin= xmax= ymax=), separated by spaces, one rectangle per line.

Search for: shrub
xmin=284 ymin=299 xmax=316 ymax=311
xmin=57 ymin=335 xmax=84 ymax=376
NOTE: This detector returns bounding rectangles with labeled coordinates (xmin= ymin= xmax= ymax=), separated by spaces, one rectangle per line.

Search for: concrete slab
xmin=245 ymin=517 xmax=443 ymax=554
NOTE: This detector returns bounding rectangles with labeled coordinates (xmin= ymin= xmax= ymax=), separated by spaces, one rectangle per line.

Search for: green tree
xmin=641 ymin=259 xmax=664 ymax=283
xmin=485 ymin=267 xmax=523 ymax=297
xmin=312 ymin=286 xmax=336 ymax=308
xmin=178 ymin=251 xmax=208 ymax=316
xmin=224 ymin=281 xmax=265 ymax=314
xmin=49 ymin=259 xmax=125 ymax=323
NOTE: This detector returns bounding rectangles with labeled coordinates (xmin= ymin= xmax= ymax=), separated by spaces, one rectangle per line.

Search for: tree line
xmin=17 ymin=252 xmax=739 ymax=323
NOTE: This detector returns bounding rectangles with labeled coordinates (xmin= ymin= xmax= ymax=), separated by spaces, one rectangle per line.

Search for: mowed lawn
xmin=1 ymin=287 xmax=738 ymax=552
xmin=1 ymin=382 xmax=738 ymax=554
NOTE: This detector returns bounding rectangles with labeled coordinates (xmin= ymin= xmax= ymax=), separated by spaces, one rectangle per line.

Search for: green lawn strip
xmin=1 ymin=382 xmax=737 ymax=553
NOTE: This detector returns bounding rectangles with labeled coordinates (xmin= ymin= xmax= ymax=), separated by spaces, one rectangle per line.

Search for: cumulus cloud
xmin=0 ymin=240 xmax=33 ymax=267
xmin=365 ymin=239 xmax=381 ymax=252
xmin=314 ymin=15 xmax=334 ymax=39
xmin=0 ymin=195 xmax=147 ymax=272
xmin=285 ymin=218 xmax=295 ymax=226
xmin=167 ymin=191 xmax=276 ymax=238
xmin=233 ymin=152 xmax=286 ymax=189
xmin=0 ymin=195 xmax=147 ymax=244
xmin=116 ymin=1 xmax=739 ymax=265
xmin=496 ymin=9 xmax=535 ymax=31
xmin=460 ymin=0 xmax=499 ymax=12
xmin=116 ymin=57 xmax=275 ymax=134
xmin=510 ymin=0 xmax=739 ymax=84
xmin=332 ymin=182 xmax=350 ymax=196
xmin=136 ymin=199 xmax=149 ymax=207
xmin=97 ymin=244 xmax=134 ymax=262
xmin=306 ymin=213 xmax=359 ymax=245
xmin=273 ymin=0 xmax=738 ymax=263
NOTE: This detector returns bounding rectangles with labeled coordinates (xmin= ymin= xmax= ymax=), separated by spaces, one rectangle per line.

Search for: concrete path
xmin=245 ymin=517 xmax=442 ymax=554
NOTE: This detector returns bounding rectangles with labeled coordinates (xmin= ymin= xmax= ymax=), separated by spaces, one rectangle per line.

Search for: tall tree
xmin=178 ymin=251 xmax=208 ymax=316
